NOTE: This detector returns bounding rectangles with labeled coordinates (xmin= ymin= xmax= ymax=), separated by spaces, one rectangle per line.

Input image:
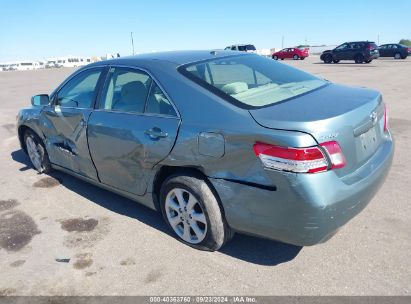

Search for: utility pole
xmin=282 ymin=36 xmax=284 ymax=49
xmin=377 ymin=34 xmax=380 ymax=45
xmin=131 ymin=32 xmax=135 ymax=55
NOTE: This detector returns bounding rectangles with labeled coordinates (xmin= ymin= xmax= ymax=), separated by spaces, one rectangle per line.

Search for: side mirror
xmin=31 ymin=94 xmax=50 ymax=106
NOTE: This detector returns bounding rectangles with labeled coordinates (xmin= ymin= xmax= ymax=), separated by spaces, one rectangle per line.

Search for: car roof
xmin=344 ymin=41 xmax=375 ymax=44
xmin=91 ymin=50 xmax=246 ymax=67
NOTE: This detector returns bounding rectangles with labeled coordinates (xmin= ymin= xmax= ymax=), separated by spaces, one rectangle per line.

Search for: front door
xmin=87 ymin=67 xmax=180 ymax=195
xmin=333 ymin=43 xmax=348 ymax=61
xmin=41 ymin=67 xmax=106 ymax=180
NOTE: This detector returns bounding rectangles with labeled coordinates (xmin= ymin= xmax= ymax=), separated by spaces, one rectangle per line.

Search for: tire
xmin=273 ymin=55 xmax=278 ymax=60
xmin=300 ymin=57 xmax=305 ymax=60
xmin=394 ymin=53 xmax=401 ymax=59
xmin=355 ymin=54 xmax=364 ymax=64
xmin=333 ymin=60 xmax=340 ymax=63
xmin=365 ymin=60 xmax=372 ymax=63
xmin=160 ymin=172 xmax=233 ymax=251
xmin=324 ymin=54 xmax=333 ymax=64
xmin=24 ymin=129 xmax=51 ymax=174
xmin=293 ymin=55 xmax=299 ymax=60
xmin=281 ymin=58 xmax=284 ymax=60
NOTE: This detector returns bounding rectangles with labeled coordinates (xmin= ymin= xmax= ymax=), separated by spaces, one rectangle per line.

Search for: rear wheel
xmin=333 ymin=59 xmax=340 ymax=63
xmin=24 ymin=130 xmax=51 ymax=173
xmin=293 ymin=54 xmax=299 ymax=60
xmin=300 ymin=57 xmax=305 ymax=60
xmin=354 ymin=54 xmax=364 ymax=64
xmin=273 ymin=55 xmax=278 ymax=60
xmin=394 ymin=52 xmax=401 ymax=59
xmin=365 ymin=59 xmax=372 ymax=63
xmin=160 ymin=173 xmax=233 ymax=251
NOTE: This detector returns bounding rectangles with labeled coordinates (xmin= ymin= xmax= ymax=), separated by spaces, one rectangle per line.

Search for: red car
xmin=272 ymin=47 xmax=309 ymax=60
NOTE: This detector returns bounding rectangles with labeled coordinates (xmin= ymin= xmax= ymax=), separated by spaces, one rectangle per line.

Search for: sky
xmin=1 ymin=0 xmax=410 ymax=61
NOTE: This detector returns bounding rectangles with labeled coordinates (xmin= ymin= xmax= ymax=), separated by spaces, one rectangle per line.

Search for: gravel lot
xmin=0 ymin=56 xmax=410 ymax=296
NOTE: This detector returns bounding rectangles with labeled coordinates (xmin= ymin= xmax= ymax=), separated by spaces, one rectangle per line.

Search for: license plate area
xmin=357 ymin=126 xmax=379 ymax=161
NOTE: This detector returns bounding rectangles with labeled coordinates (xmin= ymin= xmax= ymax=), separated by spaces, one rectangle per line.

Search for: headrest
xmin=221 ymin=82 xmax=248 ymax=95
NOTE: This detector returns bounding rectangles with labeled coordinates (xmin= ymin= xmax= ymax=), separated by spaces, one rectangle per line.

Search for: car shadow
xmin=11 ymin=148 xmax=302 ymax=266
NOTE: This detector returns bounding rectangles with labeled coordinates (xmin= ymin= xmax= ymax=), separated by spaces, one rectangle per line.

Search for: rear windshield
xmin=179 ymin=54 xmax=327 ymax=109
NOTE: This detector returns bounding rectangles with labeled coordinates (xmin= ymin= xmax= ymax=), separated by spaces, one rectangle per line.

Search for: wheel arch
xmin=18 ymin=125 xmax=35 ymax=152
xmin=152 ymin=165 xmax=227 ymax=218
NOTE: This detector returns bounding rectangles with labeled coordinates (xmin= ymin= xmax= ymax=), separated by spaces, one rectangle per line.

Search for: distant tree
xmin=399 ymin=39 xmax=411 ymax=46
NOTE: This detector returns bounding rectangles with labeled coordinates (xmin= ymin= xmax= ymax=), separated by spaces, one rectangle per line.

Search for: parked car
xmin=224 ymin=44 xmax=256 ymax=53
xmin=378 ymin=44 xmax=410 ymax=59
xmin=320 ymin=41 xmax=379 ymax=64
xmin=18 ymin=50 xmax=393 ymax=251
xmin=272 ymin=48 xmax=309 ymax=60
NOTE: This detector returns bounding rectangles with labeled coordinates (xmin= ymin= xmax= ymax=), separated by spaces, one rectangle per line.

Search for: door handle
xmin=144 ymin=127 xmax=168 ymax=140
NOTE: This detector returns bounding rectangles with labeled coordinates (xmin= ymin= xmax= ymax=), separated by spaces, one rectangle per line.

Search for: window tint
xmin=57 ymin=69 xmax=102 ymax=108
xmin=181 ymin=55 xmax=326 ymax=108
xmin=336 ymin=44 xmax=348 ymax=50
xmin=101 ymin=68 xmax=151 ymax=113
xmin=145 ymin=82 xmax=177 ymax=116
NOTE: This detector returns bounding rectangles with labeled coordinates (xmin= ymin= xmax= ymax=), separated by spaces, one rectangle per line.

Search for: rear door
xmin=87 ymin=67 xmax=180 ymax=195
xmin=41 ymin=67 xmax=106 ymax=180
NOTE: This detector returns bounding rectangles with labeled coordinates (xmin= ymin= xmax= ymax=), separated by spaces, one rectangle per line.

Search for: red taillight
xmin=253 ymin=141 xmax=345 ymax=174
xmin=384 ymin=104 xmax=389 ymax=132
xmin=320 ymin=141 xmax=346 ymax=169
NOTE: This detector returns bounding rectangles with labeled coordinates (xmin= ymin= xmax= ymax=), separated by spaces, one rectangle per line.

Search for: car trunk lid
xmin=249 ymin=83 xmax=385 ymax=177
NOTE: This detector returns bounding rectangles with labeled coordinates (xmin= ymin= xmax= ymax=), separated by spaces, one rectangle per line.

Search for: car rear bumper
xmin=210 ymin=133 xmax=393 ymax=246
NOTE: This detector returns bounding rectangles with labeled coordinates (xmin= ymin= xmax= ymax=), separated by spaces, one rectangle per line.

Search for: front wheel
xmin=394 ymin=53 xmax=401 ymax=59
xmin=24 ymin=130 xmax=51 ymax=173
xmin=160 ymin=173 xmax=233 ymax=251
xmin=273 ymin=55 xmax=278 ymax=60
xmin=324 ymin=54 xmax=333 ymax=64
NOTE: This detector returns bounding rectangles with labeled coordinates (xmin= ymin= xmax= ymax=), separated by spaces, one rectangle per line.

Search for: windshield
xmin=180 ymin=54 xmax=327 ymax=108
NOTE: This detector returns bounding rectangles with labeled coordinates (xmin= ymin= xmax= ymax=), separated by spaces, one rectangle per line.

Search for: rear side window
xmin=101 ymin=68 xmax=151 ymax=113
xmin=100 ymin=67 xmax=177 ymax=116
xmin=180 ymin=55 xmax=326 ymax=109
xmin=145 ymin=82 xmax=177 ymax=116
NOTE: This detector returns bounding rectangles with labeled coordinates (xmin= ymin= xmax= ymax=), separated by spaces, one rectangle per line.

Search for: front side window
xmin=180 ymin=55 xmax=326 ymax=108
xmin=336 ymin=44 xmax=348 ymax=50
xmin=57 ymin=68 xmax=102 ymax=108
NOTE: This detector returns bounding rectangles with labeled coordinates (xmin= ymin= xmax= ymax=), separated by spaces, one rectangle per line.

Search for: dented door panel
xmin=40 ymin=105 xmax=98 ymax=180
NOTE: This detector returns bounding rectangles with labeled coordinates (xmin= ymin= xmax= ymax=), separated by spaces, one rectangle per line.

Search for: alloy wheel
xmin=165 ymin=188 xmax=207 ymax=244
xmin=26 ymin=136 xmax=42 ymax=171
